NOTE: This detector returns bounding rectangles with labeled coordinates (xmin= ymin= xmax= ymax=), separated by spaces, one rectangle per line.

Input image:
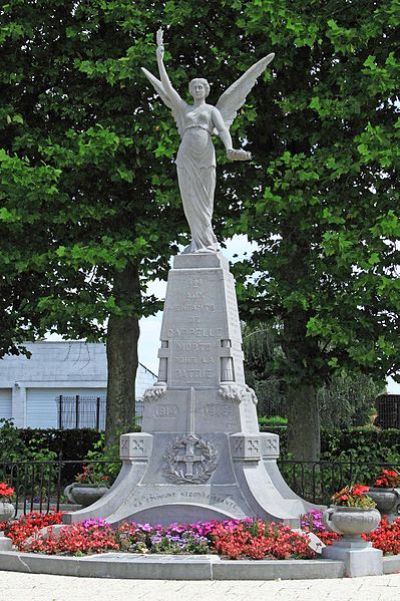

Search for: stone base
xmin=64 ymin=252 xmax=319 ymax=527
xmin=63 ymin=431 xmax=317 ymax=526
xmin=0 ymin=533 xmax=12 ymax=551
xmin=322 ymin=539 xmax=383 ymax=577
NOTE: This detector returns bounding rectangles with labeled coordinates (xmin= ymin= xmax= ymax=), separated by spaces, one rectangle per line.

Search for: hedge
xmin=0 ymin=425 xmax=399 ymax=464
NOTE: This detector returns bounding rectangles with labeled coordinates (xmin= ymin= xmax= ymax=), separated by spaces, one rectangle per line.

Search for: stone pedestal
xmin=64 ymin=253 xmax=316 ymax=526
xmin=322 ymin=538 xmax=383 ymax=577
xmin=0 ymin=533 xmax=12 ymax=551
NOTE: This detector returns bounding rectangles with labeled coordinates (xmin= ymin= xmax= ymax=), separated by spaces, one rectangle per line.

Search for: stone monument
xmin=64 ymin=31 xmax=315 ymax=526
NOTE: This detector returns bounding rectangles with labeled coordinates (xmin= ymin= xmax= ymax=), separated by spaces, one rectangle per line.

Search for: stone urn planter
xmin=0 ymin=502 xmax=14 ymax=550
xmin=0 ymin=501 xmax=14 ymax=523
xmin=322 ymin=506 xmax=383 ymax=577
xmin=64 ymin=483 xmax=109 ymax=508
xmin=367 ymin=488 xmax=400 ymax=521
xmin=323 ymin=505 xmax=381 ymax=538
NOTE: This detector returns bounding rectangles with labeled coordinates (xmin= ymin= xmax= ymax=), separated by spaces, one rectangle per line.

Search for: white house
xmin=0 ymin=341 xmax=156 ymax=429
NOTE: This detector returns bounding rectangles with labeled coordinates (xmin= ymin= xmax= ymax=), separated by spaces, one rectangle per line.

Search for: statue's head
xmin=189 ymin=78 xmax=210 ymax=100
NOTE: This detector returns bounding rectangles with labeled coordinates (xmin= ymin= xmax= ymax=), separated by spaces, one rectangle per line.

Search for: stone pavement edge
xmin=0 ymin=572 xmax=400 ymax=601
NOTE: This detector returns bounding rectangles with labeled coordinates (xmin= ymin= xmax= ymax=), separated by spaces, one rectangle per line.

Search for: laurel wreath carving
xmin=164 ymin=434 xmax=218 ymax=484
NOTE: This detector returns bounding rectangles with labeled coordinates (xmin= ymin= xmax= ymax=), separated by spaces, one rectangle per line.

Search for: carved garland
xmin=218 ymin=384 xmax=258 ymax=405
xmin=143 ymin=383 xmax=167 ymax=402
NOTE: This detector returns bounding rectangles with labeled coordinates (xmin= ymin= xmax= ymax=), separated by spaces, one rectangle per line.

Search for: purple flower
xmin=136 ymin=522 xmax=154 ymax=533
xmin=81 ymin=518 xmax=108 ymax=529
xmin=300 ymin=510 xmax=325 ymax=533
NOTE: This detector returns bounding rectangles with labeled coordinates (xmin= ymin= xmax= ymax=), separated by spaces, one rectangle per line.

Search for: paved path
xmin=0 ymin=571 xmax=400 ymax=601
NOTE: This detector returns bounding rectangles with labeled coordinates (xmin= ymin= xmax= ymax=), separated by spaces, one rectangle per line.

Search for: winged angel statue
xmin=142 ymin=29 xmax=274 ymax=254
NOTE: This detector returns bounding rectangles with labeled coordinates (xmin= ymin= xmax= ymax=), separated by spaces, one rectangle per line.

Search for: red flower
xmin=374 ymin=469 xmax=400 ymax=488
xmin=351 ymin=484 xmax=370 ymax=496
xmin=0 ymin=482 xmax=14 ymax=500
xmin=210 ymin=520 xmax=315 ymax=560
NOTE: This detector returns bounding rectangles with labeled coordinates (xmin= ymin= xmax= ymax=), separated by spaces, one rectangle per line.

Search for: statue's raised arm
xmin=141 ymin=30 xmax=275 ymax=255
xmin=141 ymin=29 xmax=185 ymax=135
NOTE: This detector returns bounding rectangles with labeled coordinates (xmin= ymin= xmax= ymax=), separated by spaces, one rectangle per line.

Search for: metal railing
xmin=1 ymin=458 xmax=398 ymax=517
xmin=0 ymin=459 xmax=121 ymax=518
xmin=278 ymin=459 xmax=400 ymax=505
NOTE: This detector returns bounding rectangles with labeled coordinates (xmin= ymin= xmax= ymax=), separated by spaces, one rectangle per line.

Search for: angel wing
xmin=216 ymin=53 xmax=275 ymax=130
xmin=141 ymin=67 xmax=185 ymax=136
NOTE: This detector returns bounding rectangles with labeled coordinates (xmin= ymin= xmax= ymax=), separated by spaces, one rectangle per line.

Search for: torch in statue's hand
xmin=156 ymin=28 xmax=164 ymax=60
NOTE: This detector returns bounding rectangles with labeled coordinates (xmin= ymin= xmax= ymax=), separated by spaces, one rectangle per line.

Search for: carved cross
xmin=175 ymin=438 xmax=204 ymax=478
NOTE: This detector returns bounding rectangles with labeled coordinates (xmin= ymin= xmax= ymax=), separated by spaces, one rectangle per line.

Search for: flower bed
xmin=0 ymin=514 xmax=315 ymax=559
xmin=0 ymin=511 xmax=64 ymax=548
xmin=2 ymin=511 xmax=400 ymax=559
xmin=363 ymin=516 xmax=400 ymax=555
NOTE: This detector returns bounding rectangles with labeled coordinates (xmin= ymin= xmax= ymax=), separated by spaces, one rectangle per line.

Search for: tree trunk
xmin=105 ymin=263 xmax=140 ymax=447
xmin=286 ymin=383 xmax=320 ymax=462
xmin=282 ymin=310 xmax=321 ymax=462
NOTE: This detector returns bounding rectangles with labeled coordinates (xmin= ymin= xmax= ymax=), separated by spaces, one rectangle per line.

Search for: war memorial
xmin=0 ymin=28 xmax=398 ymax=584
xmin=60 ymin=29 xmax=314 ymax=528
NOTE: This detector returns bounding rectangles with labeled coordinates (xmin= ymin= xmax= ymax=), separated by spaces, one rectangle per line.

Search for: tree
xmin=0 ymin=1 xmax=263 ymax=444
xmin=0 ymin=150 xmax=62 ymax=357
xmin=242 ymin=322 xmax=286 ymax=417
xmin=318 ymin=373 xmax=384 ymax=429
xmin=242 ymin=321 xmax=384 ymax=428
xmin=232 ymin=0 xmax=400 ymax=460
xmin=3 ymin=1 xmax=397 ymax=457
xmin=0 ymin=1 xmax=181 ymax=444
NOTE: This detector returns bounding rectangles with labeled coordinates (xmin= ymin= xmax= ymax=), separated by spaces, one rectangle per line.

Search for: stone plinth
xmin=322 ymin=539 xmax=383 ymax=577
xmin=64 ymin=253 xmax=316 ymax=526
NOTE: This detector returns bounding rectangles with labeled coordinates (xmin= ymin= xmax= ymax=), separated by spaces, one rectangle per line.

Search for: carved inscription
xmin=175 ymin=342 xmax=212 ymax=352
xmin=168 ymin=327 xmax=223 ymax=338
xmin=129 ymin=490 xmax=240 ymax=511
xmin=175 ymin=368 xmax=214 ymax=380
xmin=153 ymin=404 xmax=178 ymax=418
xmin=200 ymin=404 xmax=233 ymax=418
xmin=173 ymin=303 xmax=215 ymax=312
xmin=175 ymin=356 xmax=214 ymax=364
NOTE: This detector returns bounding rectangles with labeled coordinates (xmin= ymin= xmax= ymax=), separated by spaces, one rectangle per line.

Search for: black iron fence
xmin=0 ymin=459 xmax=121 ymax=518
xmin=55 ymin=396 xmax=144 ymax=430
xmin=1 ymin=458 xmax=398 ymax=518
xmin=278 ymin=459 xmax=400 ymax=505
xmin=375 ymin=394 xmax=400 ymax=429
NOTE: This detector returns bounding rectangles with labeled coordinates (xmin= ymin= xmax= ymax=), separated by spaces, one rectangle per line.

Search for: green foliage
xmin=230 ymin=0 xmax=400 ymax=459
xmin=247 ymin=322 xmax=383 ymax=428
xmin=242 ymin=322 xmax=286 ymax=416
xmin=0 ymin=420 xmax=70 ymax=463
xmin=0 ymin=419 xmax=26 ymax=462
xmin=1 ymin=1 xmax=398 ymax=455
xmin=85 ymin=429 xmax=137 ymax=481
xmin=318 ymin=373 xmax=383 ymax=428
xmin=258 ymin=415 xmax=287 ymax=427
